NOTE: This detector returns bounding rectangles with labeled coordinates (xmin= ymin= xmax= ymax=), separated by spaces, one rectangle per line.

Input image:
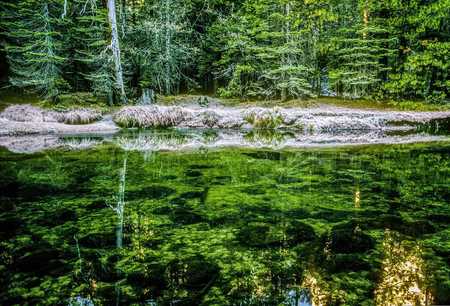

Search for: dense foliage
xmin=0 ymin=0 xmax=449 ymax=103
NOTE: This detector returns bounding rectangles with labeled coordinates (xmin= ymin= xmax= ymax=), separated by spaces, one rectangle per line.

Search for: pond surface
xmin=0 ymin=136 xmax=449 ymax=305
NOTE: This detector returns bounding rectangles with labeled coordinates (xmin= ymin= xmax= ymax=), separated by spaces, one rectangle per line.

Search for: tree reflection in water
xmin=375 ymin=230 xmax=433 ymax=306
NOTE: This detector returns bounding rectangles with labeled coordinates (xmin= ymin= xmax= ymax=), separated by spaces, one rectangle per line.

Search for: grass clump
xmin=113 ymin=106 xmax=186 ymax=128
xmin=244 ymin=108 xmax=284 ymax=129
xmin=0 ymin=104 xmax=103 ymax=125
xmin=0 ymin=104 xmax=50 ymax=122
xmin=56 ymin=108 xmax=103 ymax=125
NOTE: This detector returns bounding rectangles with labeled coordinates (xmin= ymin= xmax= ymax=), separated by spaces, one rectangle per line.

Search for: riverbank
xmin=1 ymin=103 xmax=449 ymax=136
xmin=0 ymin=104 xmax=117 ymax=136
xmin=0 ymin=103 xmax=449 ymax=153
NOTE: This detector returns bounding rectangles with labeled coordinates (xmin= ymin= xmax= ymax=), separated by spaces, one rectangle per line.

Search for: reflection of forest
xmin=0 ymin=142 xmax=449 ymax=305
xmin=0 ymin=127 xmax=447 ymax=154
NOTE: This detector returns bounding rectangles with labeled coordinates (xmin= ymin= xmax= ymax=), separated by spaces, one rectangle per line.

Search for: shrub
xmin=113 ymin=106 xmax=186 ymax=128
xmin=244 ymin=108 xmax=284 ymax=129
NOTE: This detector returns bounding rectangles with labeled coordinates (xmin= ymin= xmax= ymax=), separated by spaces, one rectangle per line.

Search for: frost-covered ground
xmin=0 ymin=104 xmax=449 ymax=153
xmin=113 ymin=104 xmax=450 ymax=131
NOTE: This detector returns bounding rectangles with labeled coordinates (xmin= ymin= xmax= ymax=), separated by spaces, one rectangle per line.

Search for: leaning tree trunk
xmin=107 ymin=0 xmax=127 ymax=104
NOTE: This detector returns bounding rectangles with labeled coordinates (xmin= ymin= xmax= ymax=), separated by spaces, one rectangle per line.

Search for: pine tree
xmin=329 ymin=0 xmax=394 ymax=98
xmin=1 ymin=0 xmax=68 ymax=101
xmin=71 ymin=0 xmax=115 ymax=102
xmin=257 ymin=1 xmax=316 ymax=100
xmin=215 ymin=0 xmax=318 ymax=100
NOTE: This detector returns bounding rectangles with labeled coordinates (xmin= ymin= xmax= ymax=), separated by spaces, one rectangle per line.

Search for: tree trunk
xmin=281 ymin=2 xmax=291 ymax=102
xmin=363 ymin=0 xmax=369 ymax=39
xmin=107 ymin=0 xmax=127 ymax=104
xmin=61 ymin=0 xmax=68 ymax=19
xmin=164 ymin=0 xmax=172 ymax=95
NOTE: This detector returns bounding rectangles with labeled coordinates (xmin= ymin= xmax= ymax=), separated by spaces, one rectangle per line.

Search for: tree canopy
xmin=0 ymin=0 xmax=449 ymax=103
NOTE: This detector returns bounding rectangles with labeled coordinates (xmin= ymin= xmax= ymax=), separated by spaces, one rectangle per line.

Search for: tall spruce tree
xmin=329 ymin=0 xmax=394 ymax=98
xmin=1 ymin=0 xmax=68 ymax=101
xmin=383 ymin=0 xmax=450 ymax=102
xmin=216 ymin=0 xmax=318 ymax=100
xmin=72 ymin=0 xmax=115 ymax=102
xmin=258 ymin=1 xmax=316 ymax=100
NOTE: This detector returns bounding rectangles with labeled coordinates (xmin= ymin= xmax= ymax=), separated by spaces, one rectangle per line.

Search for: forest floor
xmin=160 ymin=95 xmax=450 ymax=111
xmin=1 ymin=91 xmax=450 ymax=112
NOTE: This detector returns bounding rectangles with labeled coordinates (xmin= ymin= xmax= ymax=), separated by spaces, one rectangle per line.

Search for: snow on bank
xmin=0 ymin=117 xmax=119 ymax=136
xmin=1 ymin=104 xmax=102 ymax=125
xmin=112 ymin=105 xmax=450 ymax=131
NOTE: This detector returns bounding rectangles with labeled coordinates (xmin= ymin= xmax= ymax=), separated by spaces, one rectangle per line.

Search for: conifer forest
xmin=0 ymin=0 xmax=449 ymax=104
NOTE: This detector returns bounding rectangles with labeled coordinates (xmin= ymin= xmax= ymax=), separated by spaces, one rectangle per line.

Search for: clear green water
xmin=0 ymin=141 xmax=449 ymax=305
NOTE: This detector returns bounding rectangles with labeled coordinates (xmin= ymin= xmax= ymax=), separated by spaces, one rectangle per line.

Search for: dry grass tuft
xmin=200 ymin=111 xmax=221 ymax=128
xmin=244 ymin=108 xmax=284 ymax=129
xmin=113 ymin=106 xmax=186 ymax=128
xmin=0 ymin=104 xmax=56 ymax=122
xmin=56 ymin=108 xmax=103 ymax=125
xmin=0 ymin=104 xmax=102 ymax=125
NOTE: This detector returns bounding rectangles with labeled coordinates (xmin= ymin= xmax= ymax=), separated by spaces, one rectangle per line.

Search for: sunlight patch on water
xmin=374 ymin=230 xmax=433 ymax=306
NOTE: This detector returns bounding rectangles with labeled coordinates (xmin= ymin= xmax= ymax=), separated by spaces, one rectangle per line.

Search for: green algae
xmin=0 ymin=142 xmax=449 ymax=305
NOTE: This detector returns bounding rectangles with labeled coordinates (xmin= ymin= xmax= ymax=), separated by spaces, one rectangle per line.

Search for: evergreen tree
xmin=72 ymin=0 xmax=115 ymax=101
xmin=216 ymin=0 xmax=318 ymax=100
xmin=329 ymin=0 xmax=394 ymax=98
xmin=125 ymin=0 xmax=197 ymax=95
xmin=383 ymin=0 xmax=450 ymax=102
xmin=1 ymin=0 xmax=68 ymax=101
xmin=258 ymin=1 xmax=316 ymax=100
xmin=0 ymin=0 xmax=448 ymax=103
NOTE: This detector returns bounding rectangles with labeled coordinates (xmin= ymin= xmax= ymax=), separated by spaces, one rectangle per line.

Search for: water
xmin=0 ymin=134 xmax=449 ymax=305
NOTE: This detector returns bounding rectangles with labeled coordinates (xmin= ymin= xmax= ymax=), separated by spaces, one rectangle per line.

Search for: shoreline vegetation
xmin=0 ymin=97 xmax=449 ymax=137
xmin=2 ymin=91 xmax=450 ymax=113
xmin=1 ymin=94 xmax=449 ymax=153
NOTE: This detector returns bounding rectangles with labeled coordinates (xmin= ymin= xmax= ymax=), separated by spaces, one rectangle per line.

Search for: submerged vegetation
xmin=0 ymin=0 xmax=449 ymax=104
xmin=0 ymin=142 xmax=449 ymax=304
